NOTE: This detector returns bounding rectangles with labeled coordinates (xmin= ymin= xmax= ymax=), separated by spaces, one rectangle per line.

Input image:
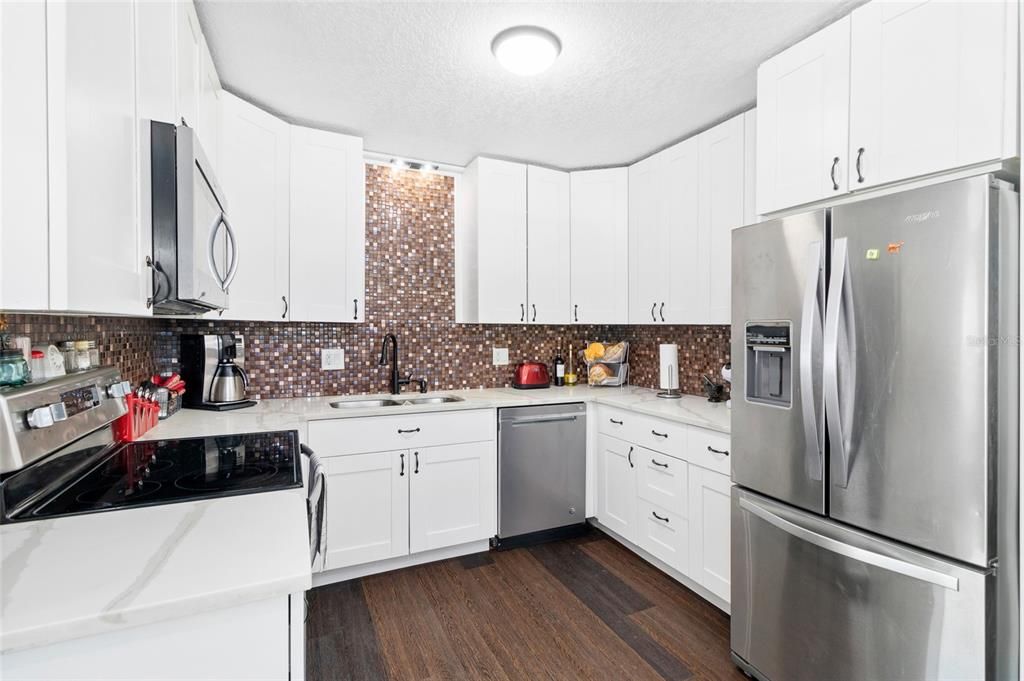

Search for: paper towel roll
xmin=659 ymin=344 xmax=679 ymax=390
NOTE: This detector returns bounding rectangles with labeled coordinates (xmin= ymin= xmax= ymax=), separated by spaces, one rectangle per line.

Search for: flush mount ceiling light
xmin=491 ymin=26 xmax=561 ymax=76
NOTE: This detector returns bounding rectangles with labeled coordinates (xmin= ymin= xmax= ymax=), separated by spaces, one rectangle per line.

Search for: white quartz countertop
xmin=141 ymin=385 xmax=730 ymax=442
xmin=0 ymin=488 xmax=311 ymax=653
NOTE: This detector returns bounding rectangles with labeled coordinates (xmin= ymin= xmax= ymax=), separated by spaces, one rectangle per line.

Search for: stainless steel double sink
xmin=329 ymin=395 xmax=465 ymax=410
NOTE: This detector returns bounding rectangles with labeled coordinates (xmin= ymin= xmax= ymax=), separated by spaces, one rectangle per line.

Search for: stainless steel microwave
xmin=149 ymin=121 xmax=236 ymax=315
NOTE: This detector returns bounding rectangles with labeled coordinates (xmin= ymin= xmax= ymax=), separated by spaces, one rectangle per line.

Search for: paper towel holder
xmin=657 ymin=343 xmax=683 ymax=399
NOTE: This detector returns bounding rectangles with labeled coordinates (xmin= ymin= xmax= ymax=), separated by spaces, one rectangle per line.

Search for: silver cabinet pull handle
xmin=532 ymin=303 xmax=537 ymax=323
xmin=830 ymin=156 xmax=840 ymax=191
xmin=397 ymin=427 xmax=420 ymax=434
xmin=651 ymin=430 xmax=668 ymax=438
xmin=609 ymin=418 xmax=623 ymax=425
xmin=520 ymin=303 xmax=525 ymax=322
xmin=627 ymin=446 xmax=634 ymax=468
xmin=353 ymin=298 xmax=358 ymax=320
xmin=707 ymin=446 xmax=729 ymax=457
xmin=659 ymin=302 xmax=665 ymax=322
xmin=799 ymin=241 xmax=824 ymax=481
xmin=651 ymin=459 xmax=669 ymax=468
xmin=739 ymin=497 xmax=958 ymax=590
xmin=399 ymin=453 xmax=405 ymax=476
xmin=855 ymin=147 xmax=865 ymax=183
xmin=414 ymin=451 xmax=419 ymax=474
xmin=650 ymin=302 xmax=657 ymax=322
xmin=652 ymin=511 xmax=669 ymax=523
xmin=281 ymin=295 xmax=288 ymax=320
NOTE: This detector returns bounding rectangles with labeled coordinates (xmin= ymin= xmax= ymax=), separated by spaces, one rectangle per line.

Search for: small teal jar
xmin=0 ymin=349 xmax=31 ymax=387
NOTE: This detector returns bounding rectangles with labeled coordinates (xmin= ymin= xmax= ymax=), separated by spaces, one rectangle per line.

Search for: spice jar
xmin=86 ymin=340 xmax=100 ymax=368
xmin=58 ymin=341 xmax=77 ymax=373
xmin=0 ymin=349 xmax=31 ymax=386
xmin=73 ymin=340 xmax=91 ymax=371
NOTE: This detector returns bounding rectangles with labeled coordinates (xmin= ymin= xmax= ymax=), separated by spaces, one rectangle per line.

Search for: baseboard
xmin=588 ymin=519 xmax=731 ymax=615
xmin=311 ymin=539 xmax=491 ymax=587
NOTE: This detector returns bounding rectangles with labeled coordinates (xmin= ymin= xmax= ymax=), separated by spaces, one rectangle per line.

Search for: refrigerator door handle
xmin=739 ymin=497 xmax=959 ymax=591
xmin=824 ymin=237 xmax=857 ymax=488
xmin=799 ymin=240 xmax=824 ymax=481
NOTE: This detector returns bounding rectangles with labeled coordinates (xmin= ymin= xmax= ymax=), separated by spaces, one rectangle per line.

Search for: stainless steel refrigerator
xmin=730 ymin=173 xmax=1019 ymax=681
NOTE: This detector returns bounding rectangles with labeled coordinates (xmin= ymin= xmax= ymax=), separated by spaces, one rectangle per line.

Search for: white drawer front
xmin=631 ymin=412 xmax=687 ymax=459
xmin=688 ymin=427 xmax=731 ymax=475
xmin=636 ymin=498 xmax=689 ymax=575
xmin=597 ymin=406 xmax=634 ymax=439
xmin=637 ymin=446 xmax=688 ymax=517
xmin=309 ymin=409 xmax=495 ymax=456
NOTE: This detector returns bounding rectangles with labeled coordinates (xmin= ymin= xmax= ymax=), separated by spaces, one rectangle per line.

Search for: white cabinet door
xmin=409 ymin=442 xmax=497 ymax=553
xmin=289 ymin=125 xmax=365 ymax=322
xmin=848 ymin=0 xmax=1017 ymax=190
xmin=570 ymin=168 xmax=629 ymax=324
xmin=196 ymin=35 xmax=221 ymax=172
xmin=688 ymin=467 xmax=732 ymax=602
xmin=660 ymin=137 xmax=702 ymax=323
xmin=757 ymin=15 xmax=851 ymax=215
xmin=219 ymin=92 xmax=291 ymax=322
xmin=742 ymin=109 xmax=758 ymax=227
xmin=324 ymin=451 xmax=409 ymax=570
xmin=527 ymin=165 xmax=570 ymax=324
xmin=700 ymin=114 xmax=745 ymax=324
xmin=596 ymin=433 xmax=637 ymax=542
xmin=476 ymin=158 xmax=527 ymax=324
xmin=135 ymin=0 xmax=177 ymax=125
xmin=46 ymin=0 xmax=149 ymax=315
xmin=176 ymin=0 xmax=200 ymax=129
xmin=628 ymin=153 xmax=665 ymax=325
xmin=0 ymin=1 xmax=49 ymax=310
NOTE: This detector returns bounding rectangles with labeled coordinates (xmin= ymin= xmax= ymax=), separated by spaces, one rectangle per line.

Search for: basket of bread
xmin=583 ymin=341 xmax=629 ymax=386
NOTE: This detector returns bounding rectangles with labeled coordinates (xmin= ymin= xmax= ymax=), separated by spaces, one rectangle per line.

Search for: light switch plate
xmin=492 ymin=347 xmax=509 ymax=366
xmin=321 ymin=348 xmax=345 ymax=371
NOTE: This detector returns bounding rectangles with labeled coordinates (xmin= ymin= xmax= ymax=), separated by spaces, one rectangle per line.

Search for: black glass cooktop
xmin=23 ymin=430 xmax=303 ymax=521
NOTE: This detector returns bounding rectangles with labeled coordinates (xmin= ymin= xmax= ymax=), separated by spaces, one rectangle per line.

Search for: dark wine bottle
xmin=553 ymin=341 xmax=566 ymax=387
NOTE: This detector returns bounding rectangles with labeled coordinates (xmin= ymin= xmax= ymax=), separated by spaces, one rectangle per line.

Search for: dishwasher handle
xmin=503 ymin=414 xmax=579 ymax=427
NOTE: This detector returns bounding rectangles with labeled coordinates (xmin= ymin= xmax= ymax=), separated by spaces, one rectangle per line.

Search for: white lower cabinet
xmin=596 ymin=433 xmax=637 ymax=542
xmin=409 ymin=442 xmax=497 ymax=553
xmin=311 ymin=411 xmax=497 ymax=572
xmin=324 ymin=450 xmax=409 ymax=571
xmin=595 ymin=408 xmax=731 ymax=608
xmin=688 ymin=466 xmax=732 ymax=602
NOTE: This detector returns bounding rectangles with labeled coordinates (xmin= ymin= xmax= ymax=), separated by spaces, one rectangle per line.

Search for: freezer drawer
xmin=731 ymin=488 xmax=990 ymax=681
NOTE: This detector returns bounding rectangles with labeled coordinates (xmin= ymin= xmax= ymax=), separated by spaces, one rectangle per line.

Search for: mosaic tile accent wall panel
xmin=2 ymin=164 xmax=731 ymax=399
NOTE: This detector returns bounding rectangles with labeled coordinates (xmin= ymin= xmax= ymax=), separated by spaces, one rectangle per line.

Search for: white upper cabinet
xmin=757 ymin=15 xmax=851 ymax=215
xmin=0 ymin=1 xmax=49 ymax=311
xmin=196 ymin=35 xmax=221 ymax=172
xmin=527 ymin=165 xmax=571 ymax=324
xmin=660 ymin=137 xmax=703 ymax=324
xmin=570 ymin=168 xmax=629 ymax=324
xmin=743 ymin=109 xmax=758 ymax=226
xmin=699 ymin=114 xmax=745 ymax=325
xmin=176 ymin=1 xmax=200 ymax=129
xmin=288 ymin=125 xmax=365 ymax=323
xmin=848 ymin=0 xmax=1018 ymax=190
xmin=628 ymin=154 xmax=664 ymax=324
xmin=219 ymin=93 xmax=291 ymax=322
xmin=46 ymin=0 xmax=149 ymax=315
xmin=472 ymin=158 xmax=528 ymax=324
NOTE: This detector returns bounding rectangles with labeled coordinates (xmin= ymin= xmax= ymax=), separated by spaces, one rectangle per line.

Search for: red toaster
xmin=512 ymin=362 xmax=550 ymax=389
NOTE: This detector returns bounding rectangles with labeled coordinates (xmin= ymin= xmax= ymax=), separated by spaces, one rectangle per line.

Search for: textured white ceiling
xmin=196 ymin=1 xmax=863 ymax=169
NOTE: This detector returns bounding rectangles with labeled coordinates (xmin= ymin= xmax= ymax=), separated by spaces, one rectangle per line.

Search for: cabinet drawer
xmin=637 ymin=446 xmax=688 ymax=517
xmin=309 ymin=409 xmax=495 ymax=456
xmin=597 ymin=406 xmax=634 ymax=438
xmin=636 ymin=499 xmax=689 ymax=575
xmin=597 ymin=407 xmax=686 ymax=459
xmin=688 ymin=428 xmax=731 ymax=476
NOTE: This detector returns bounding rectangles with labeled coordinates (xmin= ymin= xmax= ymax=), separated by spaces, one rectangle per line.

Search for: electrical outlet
xmin=492 ymin=347 xmax=509 ymax=366
xmin=321 ymin=348 xmax=345 ymax=371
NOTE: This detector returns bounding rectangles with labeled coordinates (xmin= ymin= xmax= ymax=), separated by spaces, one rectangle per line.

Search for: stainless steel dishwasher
xmin=496 ymin=402 xmax=586 ymax=548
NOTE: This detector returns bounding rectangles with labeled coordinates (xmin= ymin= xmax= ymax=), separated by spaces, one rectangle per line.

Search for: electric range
xmin=0 ymin=368 xmax=303 ymax=524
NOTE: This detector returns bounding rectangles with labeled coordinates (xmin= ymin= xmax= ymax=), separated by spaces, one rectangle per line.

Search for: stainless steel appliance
xmin=730 ymin=174 xmax=1019 ymax=681
xmin=149 ymin=121 xmax=236 ymax=315
xmin=180 ymin=334 xmax=256 ymax=411
xmin=496 ymin=403 xmax=586 ymax=547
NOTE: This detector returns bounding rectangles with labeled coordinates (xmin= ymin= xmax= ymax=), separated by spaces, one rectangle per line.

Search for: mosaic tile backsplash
xmin=2 ymin=165 xmax=730 ymax=399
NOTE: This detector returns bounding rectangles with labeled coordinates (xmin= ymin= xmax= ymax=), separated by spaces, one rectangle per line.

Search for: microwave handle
xmin=207 ymin=213 xmax=227 ymax=289
xmin=220 ymin=213 xmax=239 ymax=293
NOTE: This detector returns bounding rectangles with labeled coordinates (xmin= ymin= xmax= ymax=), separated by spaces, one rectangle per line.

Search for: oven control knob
xmin=107 ymin=383 xmax=125 ymax=398
xmin=49 ymin=402 xmax=68 ymax=422
xmin=26 ymin=406 xmax=54 ymax=429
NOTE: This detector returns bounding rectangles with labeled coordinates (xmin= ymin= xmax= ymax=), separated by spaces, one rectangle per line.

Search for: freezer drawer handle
xmin=739 ymin=497 xmax=959 ymax=591
xmin=651 ymin=511 xmax=669 ymax=523
xmin=651 ymin=458 xmax=669 ymax=468
xmin=706 ymin=446 xmax=729 ymax=457
xmin=651 ymin=430 xmax=668 ymax=438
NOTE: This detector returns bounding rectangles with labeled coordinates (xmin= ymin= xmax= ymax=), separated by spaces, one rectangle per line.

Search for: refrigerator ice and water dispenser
xmin=744 ymin=322 xmax=791 ymax=408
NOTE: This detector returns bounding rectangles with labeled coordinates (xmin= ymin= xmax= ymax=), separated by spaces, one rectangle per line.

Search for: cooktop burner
xmin=19 ymin=430 xmax=302 ymax=521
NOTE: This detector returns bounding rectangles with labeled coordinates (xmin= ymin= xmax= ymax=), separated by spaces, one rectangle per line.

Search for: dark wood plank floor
xmin=306 ymin=529 xmax=746 ymax=681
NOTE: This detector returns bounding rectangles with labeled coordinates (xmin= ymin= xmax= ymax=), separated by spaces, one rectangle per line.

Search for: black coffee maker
xmin=180 ymin=334 xmax=257 ymax=411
